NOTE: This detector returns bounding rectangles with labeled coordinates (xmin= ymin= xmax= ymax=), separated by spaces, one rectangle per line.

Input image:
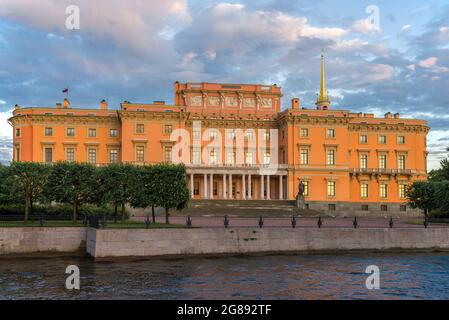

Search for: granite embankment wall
xmin=0 ymin=227 xmax=87 ymax=255
xmin=86 ymin=228 xmax=449 ymax=260
xmin=2 ymin=227 xmax=449 ymax=259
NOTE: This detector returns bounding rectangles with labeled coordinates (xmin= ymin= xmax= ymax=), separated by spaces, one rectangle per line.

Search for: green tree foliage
xmin=7 ymin=162 xmax=50 ymax=222
xmin=407 ymin=181 xmax=437 ymax=217
xmin=44 ymin=162 xmax=97 ymax=224
xmin=129 ymin=164 xmax=158 ymax=223
xmin=152 ymin=164 xmax=190 ymax=224
xmin=428 ymin=147 xmax=449 ymax=182
xmin=97 ymin=163 xmax=136 ymax=222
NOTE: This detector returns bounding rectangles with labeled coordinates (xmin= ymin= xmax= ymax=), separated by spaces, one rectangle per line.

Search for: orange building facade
xmin=9 ymin=54 xmax=429 ymax=215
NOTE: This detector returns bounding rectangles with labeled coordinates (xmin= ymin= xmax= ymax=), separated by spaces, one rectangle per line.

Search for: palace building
xmin=9 ymin=52 xmax=429 ymax=215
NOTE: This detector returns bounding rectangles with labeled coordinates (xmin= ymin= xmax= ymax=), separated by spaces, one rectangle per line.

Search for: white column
xmin=209 ymin=173 xmax=214 ymax=199
xmin=248 ymin=174 xmax=252 ymax=200
xmin=242 ymin=174 xmax=246 ymax=200
xmin=222 ymin=175 xmax=227 ymax=199
xmin=190 ymin=173 xmax=194 ymax=197
xmin=279 ymin=175 xmax=283 ymax=200
xmin=266 ymin=175 xmax=270 ymax=200
xmin=229 ymin=174 xmax=233 ymax=199
xmin=203 ymin=173 xmax=208 ymax=199
xmin=261 ymin=175 xmax=265 ymax=200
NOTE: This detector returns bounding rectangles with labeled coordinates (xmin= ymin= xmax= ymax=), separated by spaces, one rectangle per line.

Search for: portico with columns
xmin=187 ymin=165 xmax=288 ymax=200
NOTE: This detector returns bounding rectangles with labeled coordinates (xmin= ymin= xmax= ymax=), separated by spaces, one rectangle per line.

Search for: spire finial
xmin=316 ymin=48 xmax=330 ymax=110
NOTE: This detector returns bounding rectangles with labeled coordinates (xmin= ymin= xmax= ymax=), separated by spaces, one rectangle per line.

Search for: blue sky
xmin=0 ymin=0 xmax=448 ymax=169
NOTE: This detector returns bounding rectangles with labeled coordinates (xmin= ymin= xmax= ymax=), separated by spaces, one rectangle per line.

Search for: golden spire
xmin=316 ymin=48 xmax=330 ymax=110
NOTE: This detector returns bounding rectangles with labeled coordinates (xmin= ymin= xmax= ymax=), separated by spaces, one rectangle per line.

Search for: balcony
xmin=350 ymin=168 xmax=413 ymax=175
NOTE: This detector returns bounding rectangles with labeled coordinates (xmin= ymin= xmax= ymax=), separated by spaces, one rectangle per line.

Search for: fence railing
xmin=0 ymin=214 xmax=441 ymax=229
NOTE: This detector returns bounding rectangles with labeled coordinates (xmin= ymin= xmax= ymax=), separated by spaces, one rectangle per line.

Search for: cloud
xmin=0 ymin=0 xmax=191 ymax=51
xmin=418 ymin=57 xmax=438 ymax=68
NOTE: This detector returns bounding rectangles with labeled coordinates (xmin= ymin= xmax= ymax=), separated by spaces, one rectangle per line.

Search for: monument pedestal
xmin=296 ymin=194 xmax=306 ymax=210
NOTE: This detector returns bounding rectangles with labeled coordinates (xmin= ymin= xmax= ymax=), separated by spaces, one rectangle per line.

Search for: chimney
xmin=56 ymin=103 xmax=62 ymax=109
xmin=63 ymin=98 xmax=70 ymax=108
xmin=14 ymin=104 xmax=20 ymax=110
xmin=291 ymin=98 xmax=300 ymax=110
xmin=394 ymin=112 xmax=400 ymax=119
xmin=100 ymin=99 xmax=108 ymax=110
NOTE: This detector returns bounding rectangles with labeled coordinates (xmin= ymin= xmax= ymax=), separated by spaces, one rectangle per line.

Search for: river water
xmin=1 ymin=252 xmax=448 ymax=299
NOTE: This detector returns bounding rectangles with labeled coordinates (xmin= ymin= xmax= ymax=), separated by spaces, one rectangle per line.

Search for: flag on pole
xmin=62 ymin=88 xmax=69 ymax=94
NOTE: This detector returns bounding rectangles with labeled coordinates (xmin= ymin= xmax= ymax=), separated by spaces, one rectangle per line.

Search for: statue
xmin=296 ymin=181 xmax=306 ymax=210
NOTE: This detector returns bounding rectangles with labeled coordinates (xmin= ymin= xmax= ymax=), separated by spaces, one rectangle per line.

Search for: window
xmin=326 ymin=149 xmax=336 ymax=165
xmin=15 ymin=128 xmax=20 ymax=137
xmin=263 ymin=151 xmax=271 ymax=164
xmin=109 ymin=149 xmax=119 ymax=163
xmin=164 ymin=146 xmax=172 ymax=162
xmin=209 ymin=131 xmax=218 ymax=140
xmin=245 ymin=131 xmax=253 ymax=140
xmin=379 ymin=135 xmax=387 ymax=144
xmin=135 ymin=146 xmax=145 ymax=162
xmin=381 ymin=204 xmax=388 ymax=211
xmin=399 ymin=184 xmax=407 ymax=199
xmin=88 ymin=128 xmax=97 ymax=137
xmin=328 ymin=204 xmax=336 ymax=211
xmin=15 ymin=147 xmax=20 ymax=161
xmin=67 ymin=128 xmax=75 ymax=137
xmin=327 ymin=181 xmax=336 ymax=197
xmin=44 ymin=127 xmax=53 ymax=136
xmin=136 ymin=124 xmax=144 ymax=134
xmin=209 ymin=149 xmax=218 ymax=164
xmin=300 ymin=128 xmax=309 ymax=137
xmin=380 ymin=184 xmax=388 ymax=198
xmin=360 ymin=154 xmax=368 ymax=169
xmin=245 ymin=152 xmax=253 ymax=165
xmin=164 ymin=124 xmax=173 ymax=134
xmin=360 ymin=183 xmax=369 ymax=198
xmin=326 ymin=128 xmax=335 ymax=138
xmin=192 ymin=150 xmax=200 ymax=164
xmin=44 ymin=147 xmax=53 ymax=163
xmin=300 ymin=149 xmax=309 ymax=165
xmin=361 ymin=205 xmax=369 ymax=211
xmin=359 ymin=135 xmax=368 ymax=144
xmin=302 ymin=181 xmax=310 ymax=196
xmin=110 ymin=129 xmax=118 ymax=137
xmin=227 ymin=151 xmax=235 ymax=165
xmin=264 ymin=131 xmax=270 ymax=141
xmin=66 ymin=148 xmax=75 ymax=162
xmin=398 ymin=155 xmax=406 ymax=170
xmin=400 ymin=205 xmax=407 ymax=212
xmin=227 ymin=130 xmax=235 ymax=140
xmin=193 ymin=130 xmax=201 ymax=141
xmin=397 ymin=136 xmax=406 ymax=144
xmin=379 ymin=154 xmax=387 ymax=169
xmin=87 ymin=148 xmax=97 ymax=163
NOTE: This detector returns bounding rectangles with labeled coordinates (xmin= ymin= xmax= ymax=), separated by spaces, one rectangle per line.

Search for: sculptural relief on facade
xmin=243 ymin=97 xmax=255 ymax=108
xmin=226 ymin=96 xmax=238 ymax=107
xmin=208 ymin=96 xmax=220 ymax=107
xmin=190 ymin=95 xmax=202 ymax=107
xmin=261 ymin=97 xmax=273 ymax=108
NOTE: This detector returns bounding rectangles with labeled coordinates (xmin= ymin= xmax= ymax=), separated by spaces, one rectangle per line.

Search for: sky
xmin=0 ymin=0 xmax=448 ymax=169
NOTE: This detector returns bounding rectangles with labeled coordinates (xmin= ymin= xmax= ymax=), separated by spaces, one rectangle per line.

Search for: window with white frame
xmin=326 ymin=149 xmax=336 ymax=165
xmin=380 ymin=183 xmax=388 ymax=198
xmin=300 ymin=149 xmax=309 ymax=165
xmin=327 ymin=181 xmax=336 ymax=197
xmin=360 ymin=154 xmax=368 ymax=169
xmin=360 ymin=183 xmax=369 ymax=198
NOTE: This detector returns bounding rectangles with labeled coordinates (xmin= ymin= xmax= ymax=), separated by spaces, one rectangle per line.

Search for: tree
xmin=429 ymin=147 xmax=449 ymax=182
xmin=129 ymin=165 xmax=158 ymax=223
xmin=433 ymin=181 xmax=449 ymax=216
xmin=407 ymin=181 xmax=437 ymax=217
xmin=96 ymin=163 xmax=136 ymax=222
xmin=0 ymin=164 xmax=13 ymax=205
xmin=152 ymin=164 xmax=190 ymax=224
xmin=8 ymin=162 xmax=50 ymax=222
xmin=44 ymin=162 xmax=96 ymax=224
